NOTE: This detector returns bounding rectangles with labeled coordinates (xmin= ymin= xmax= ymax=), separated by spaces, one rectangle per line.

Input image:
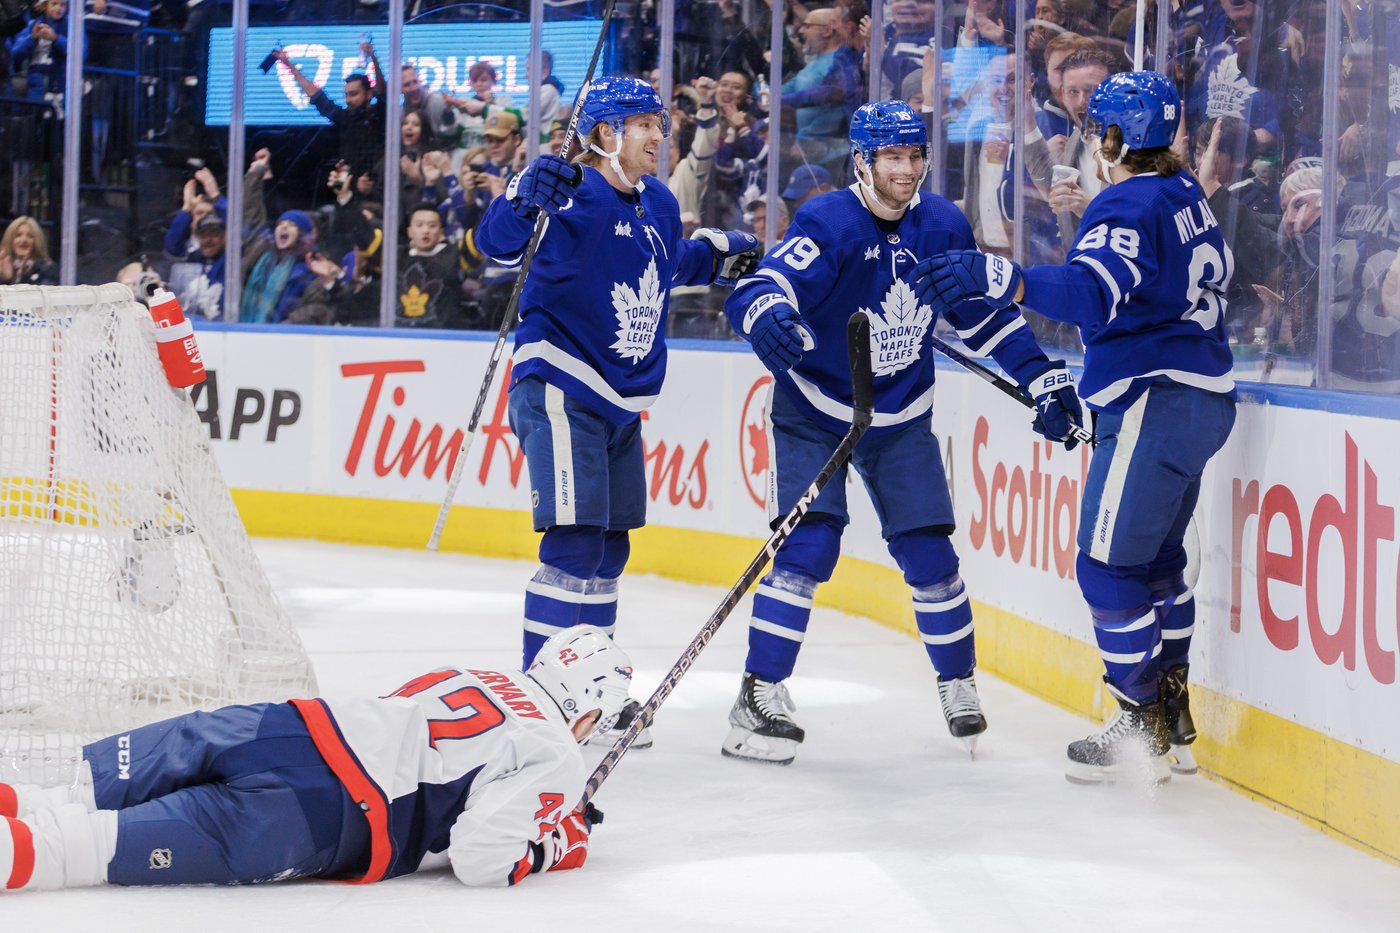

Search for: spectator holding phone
xmin=272 ymin=38 xmax=385 ymax=181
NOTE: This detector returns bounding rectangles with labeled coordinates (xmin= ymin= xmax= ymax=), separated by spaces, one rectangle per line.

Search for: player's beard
xmin=870 ymin=167 xmax=919 ymax=211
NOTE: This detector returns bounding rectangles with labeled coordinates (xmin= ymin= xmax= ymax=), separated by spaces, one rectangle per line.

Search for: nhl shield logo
xmin=149 ymin=848 xmax=173 ymax=870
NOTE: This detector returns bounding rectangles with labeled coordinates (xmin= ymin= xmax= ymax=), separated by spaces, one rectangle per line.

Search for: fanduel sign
xmin=205 ymin=22 xmax=599 ymax=126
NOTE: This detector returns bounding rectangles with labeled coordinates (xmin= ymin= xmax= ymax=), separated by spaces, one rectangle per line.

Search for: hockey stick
xmin=579 ymin=312 xmax=875 ymax=807
xmin=927 ymin=332 xmax=1201 ymax=587
xmin=425 ymin=0 xmax=620 ymax=551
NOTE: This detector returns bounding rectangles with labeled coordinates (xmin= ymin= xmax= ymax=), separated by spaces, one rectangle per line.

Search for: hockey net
xmin=0 ymin=284 xmax=317 ymax=784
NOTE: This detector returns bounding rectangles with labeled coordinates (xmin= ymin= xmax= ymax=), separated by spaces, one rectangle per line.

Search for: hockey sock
xmin=745 ymin=515 xmax=843 ymax=682
xmin=888 ymin=528 xmax=974 ymax=680
xmin=1077 ymin=552 xmax=1160 ymax=703
xmin=1148 ymin=544 xmax=1194 ymax=669
xmin=578 ymin=531 xmax=630 ymax=635
xmin=1 ymin=805 xmax=116 ymax=892
xmin=524 ymin=526 xmax=606 ymax=668
xmin=912 ymin=575 xmax=974 ymax=680
xmin=746 ymin=570 xmax=819 ymax=682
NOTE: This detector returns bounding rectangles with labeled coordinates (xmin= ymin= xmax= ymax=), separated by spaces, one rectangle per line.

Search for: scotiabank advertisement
xmin=196 ymin=329 xmax=1400 ymax=764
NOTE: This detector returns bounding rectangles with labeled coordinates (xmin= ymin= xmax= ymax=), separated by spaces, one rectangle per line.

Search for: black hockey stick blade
xmin=578 ymin=312 xmax=876 ymax=808
xmin=847 ymin=311 xmax=874 ymax=430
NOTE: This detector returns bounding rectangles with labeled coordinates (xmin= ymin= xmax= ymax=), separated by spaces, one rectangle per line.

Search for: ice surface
xmin=6 ymin=539 xmax=1398 ymax=932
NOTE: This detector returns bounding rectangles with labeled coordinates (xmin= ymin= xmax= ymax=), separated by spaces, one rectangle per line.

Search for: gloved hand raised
xmin=691 ymin=228 xmax=761 ymax=287
xmin=911 ymin=249 xmax=1023 ymax=313
xmin=1024 ymin=360 xmax=1084 ymax=450
xmin=741 ymin=294 xmax=815 ymax=374
xmin=506 ymin=154 xmax=583 ymax=220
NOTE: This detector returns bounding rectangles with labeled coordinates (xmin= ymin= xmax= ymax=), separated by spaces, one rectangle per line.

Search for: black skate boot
xmin=591 ymin=698 xmax=653 ymax=750
xmin=1065 ymin=679 xmax=1171 ymax=785
xmin=937 ymin=673 xmax=987 ymax=756
xmin=721 ymin=673 xmax=805 ymax=765
xmin=1161 ymin=664 xmax=1197 ymax=775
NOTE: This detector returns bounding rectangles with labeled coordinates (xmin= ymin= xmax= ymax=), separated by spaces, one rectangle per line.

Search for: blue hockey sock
xmin=912 ymin=575 xmax=975 ymax=680
xmin=887 ymin=528 xmax=973 ymax=679
xmin=1151 ymin=574 xmax=1194 ymax=669
xmin=578 ymin=530 xmax=630 ymax=635
xmin=524 ymin=526 xmax=606 ymax=668
xmin=745 ymin=569 xmax=818 ymax=683
xmin=1077 ymin=552 xmax=1159 ymax=703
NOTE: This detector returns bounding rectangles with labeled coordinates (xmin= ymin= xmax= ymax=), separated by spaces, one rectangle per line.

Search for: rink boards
xmin=192 ymin=324 xmax=1400 ymax=863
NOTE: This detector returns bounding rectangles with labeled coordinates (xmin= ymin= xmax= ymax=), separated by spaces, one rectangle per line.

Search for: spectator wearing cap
xmin=480 ymin=110 xmax=524 ymax=183
xmin=449 ymin=61 xmax=519 ymax=153
xmin=239 ymin=149 xmax=320 ymax=324
xmin=743 ymin=189 xmax=790 ymax=252
xmin=180 ymin=212 xmax=227 ymax=320
xmin=780 ymin=163 xmax=835 ymax=211
xmin=164 ymin=165 xmax=226 ymax=262
xmin=547 ymin=119 xmax=568 ymax=156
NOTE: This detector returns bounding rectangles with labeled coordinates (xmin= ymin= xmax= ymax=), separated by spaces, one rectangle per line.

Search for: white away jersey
xmin=476 ymin=167 xmax=715 ymax=424
xmin=1021 ymin=171 xmax=1237 ymax=412
xmin=291 ymin=667 xmax=583 ymax=887
xmin=725 ymin=187 xmax=1053 ymax=437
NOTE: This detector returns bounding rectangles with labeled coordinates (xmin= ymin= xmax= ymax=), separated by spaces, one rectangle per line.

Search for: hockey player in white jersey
xmin=0 ymin=626 xmax=628 ymax=892
xmin=475 ymin=76 xmax=759 ymax=747
xmin=720 ymin=100 xmax=1083 ymax=765
xmin=911 ymin=72 xmax=1237 ymax=783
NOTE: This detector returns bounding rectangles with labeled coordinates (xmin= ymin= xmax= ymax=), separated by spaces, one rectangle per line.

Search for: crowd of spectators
xmin=2 ymin=1 xmax=1399 ymax=389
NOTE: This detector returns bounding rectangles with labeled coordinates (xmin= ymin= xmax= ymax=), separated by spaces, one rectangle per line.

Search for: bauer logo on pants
xmin=149 ymin=848 xmax=173 ymax=870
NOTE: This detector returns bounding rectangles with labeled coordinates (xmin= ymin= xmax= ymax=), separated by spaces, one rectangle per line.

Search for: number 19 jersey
xmin=1024 ymin=171 xmax=1237 ymax=413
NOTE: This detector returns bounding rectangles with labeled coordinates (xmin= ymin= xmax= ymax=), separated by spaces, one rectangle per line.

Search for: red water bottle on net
xmin=146 ymin=288 xmax=207 ymax=388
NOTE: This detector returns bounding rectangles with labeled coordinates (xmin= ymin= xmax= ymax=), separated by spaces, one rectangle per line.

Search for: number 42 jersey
xmin=1020 ymin=171 xmax=1237 ymax=413
xmin=291 ymin=667 xmax=584 ymax=887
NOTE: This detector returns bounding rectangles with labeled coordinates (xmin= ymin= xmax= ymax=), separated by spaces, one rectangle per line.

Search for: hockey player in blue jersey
xmin=475 ymin=76 xmax=760 ymax=746
xmin=0 ymin=626 xmax=630 ymax=892
xmin=720 ymin=100 xmax=1083 ymax=766
xmin=911 ymin=72 xmax=1237 ymax=783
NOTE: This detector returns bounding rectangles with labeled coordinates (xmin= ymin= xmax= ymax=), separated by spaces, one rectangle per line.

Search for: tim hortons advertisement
xmin=197 ymin=330 xmax=1400 ymax=761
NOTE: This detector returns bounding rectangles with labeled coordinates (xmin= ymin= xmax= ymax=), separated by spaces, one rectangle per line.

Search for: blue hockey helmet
xmin=849 ymin=100 xmax=928 ymax=166
xmin=1086 ymin=70 xmax=1180 ymax=151
xmin=575 ymin=75 xmax=671 ymax=140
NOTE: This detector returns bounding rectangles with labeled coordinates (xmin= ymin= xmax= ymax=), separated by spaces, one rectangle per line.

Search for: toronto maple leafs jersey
xmin=289 ymin=667 xmax=584 ymax=887
xmin=476 ymin=167 xmax=716 ymax=423
xmin=726 ymin=186 xmax=1054 ymax=437
xmin=1020 ymin=171 xmax=1236 ymax=413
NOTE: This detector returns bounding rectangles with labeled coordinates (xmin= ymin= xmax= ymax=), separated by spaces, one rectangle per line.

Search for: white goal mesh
xmin=0 ymin=284 xmax=317 ymax=784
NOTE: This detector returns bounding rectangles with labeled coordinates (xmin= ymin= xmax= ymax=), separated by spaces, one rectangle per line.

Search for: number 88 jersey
xmin=1034 ymin=171 xmax=1238 ymax=414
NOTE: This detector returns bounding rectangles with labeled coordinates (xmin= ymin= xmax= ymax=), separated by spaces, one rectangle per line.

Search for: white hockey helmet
xmin=526 ymin=625 xmax=634 ymax=739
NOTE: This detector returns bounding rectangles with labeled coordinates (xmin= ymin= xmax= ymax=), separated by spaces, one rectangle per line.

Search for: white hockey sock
xmin=2 ymin=761 xmax=98 ymax=818
xmin=2 ymin=805 xmax=117 ymax=891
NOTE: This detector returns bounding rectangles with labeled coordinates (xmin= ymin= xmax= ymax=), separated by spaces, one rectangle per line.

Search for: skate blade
xmin=1167 ymin=744 xmax=1198 ymax=775
xmin=720 ymin=725 xmax=798 ymax=766
xmin=960 ymin=735 xmax=979 ymax=758
xmin=588 ymin=726 xmax=653 ymax=751
xmin=1065 ymin=755 xmax=1173 ymax=786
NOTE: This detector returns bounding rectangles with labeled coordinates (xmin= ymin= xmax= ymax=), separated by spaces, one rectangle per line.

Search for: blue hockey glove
xmin=691 ymin=228 xmax=761 ymax=287
xmin=506 ymin=154 xmax=582 ymax=219
xmin=1024 ymin=360 xmax=1083 ymax=450
xmin=743 ymin=293 xmax=815 ymax=374
xmin=911 ymin=249 xmax=1023 ymax=313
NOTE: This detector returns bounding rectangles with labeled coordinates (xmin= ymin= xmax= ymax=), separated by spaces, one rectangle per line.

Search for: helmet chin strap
xmin=591 ymin=121 xmax=644 ymax=194
xmin=855 ymin=152 xmax=925 ymax=215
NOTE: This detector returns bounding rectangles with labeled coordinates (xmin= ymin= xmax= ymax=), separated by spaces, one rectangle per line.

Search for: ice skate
xmin=1161 ymin=664 xmax=1198 ymax=775
xmin=1066 ymin=680 xmax=1171 ymax=785
xmin=590 ymin=698 xmax=653 ymax=750
xmin=938 ymin=673 xmax=987 ymax=756
xmin=721 ymin=673 xmax=805 ymax=765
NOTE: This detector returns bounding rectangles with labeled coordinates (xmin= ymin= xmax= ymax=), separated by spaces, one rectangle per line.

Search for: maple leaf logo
xmin=610 ymin=258 xmax=665 ymax=363
xmin=864 ymin=279 xmax=932 ymax=377
xmin=398 ymin=264 xmax=442 ymax=320
xmin=746 ymin=421 xmax=768 ymax=477
xmin=1205 ymin=54 xmax=1256 ymax=121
